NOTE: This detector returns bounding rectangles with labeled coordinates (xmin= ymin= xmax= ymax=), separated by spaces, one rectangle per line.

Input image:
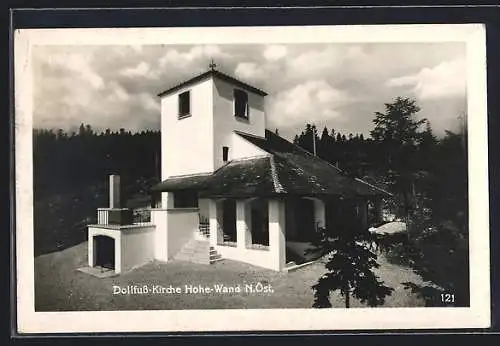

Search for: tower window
xmin=223 ymin=146 xmax=229 ymax=162
xmin=178 ymin=90 xmax=191 ymax=118
xmin=234 ymin=89 xmax=249 ymax=119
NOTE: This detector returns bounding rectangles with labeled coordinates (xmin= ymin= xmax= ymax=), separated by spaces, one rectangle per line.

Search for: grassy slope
xmin=33 ymin=183 xmax=107 ymax=257
xmin=35 ymin=241 xmax=425 ymax=311
xmin=34 ymin=178 xmax=155 ymax=257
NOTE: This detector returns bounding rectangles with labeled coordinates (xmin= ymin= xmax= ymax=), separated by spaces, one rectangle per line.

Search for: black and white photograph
xmin=14 ymin=24 xmax=490 ymax=333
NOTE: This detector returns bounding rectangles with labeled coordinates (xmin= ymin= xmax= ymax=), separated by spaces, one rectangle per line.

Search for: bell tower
xmin=158 ymin=61 xmax=268 ymax=181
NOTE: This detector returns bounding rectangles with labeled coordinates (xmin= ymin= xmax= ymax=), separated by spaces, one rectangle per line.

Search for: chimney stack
xmin=109 ymin=175 xmax=120 ymax=208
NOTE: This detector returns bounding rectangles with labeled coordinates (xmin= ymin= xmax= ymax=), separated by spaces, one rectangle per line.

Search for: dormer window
xmin=178 ymin=90 xmax=191 ymax=118
xmin=234 ymin=89 xmax=249 ymax=119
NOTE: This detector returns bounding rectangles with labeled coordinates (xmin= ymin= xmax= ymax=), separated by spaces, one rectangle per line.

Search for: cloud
xmin=263 ymin=45 xmax=287 ymax=61
xmin=32 ymin=42 xmax=466 ymax=140
xmin=286 ymin=46 xmax=366 ymax=81
xmin=121 ymin=61 xmax=151 ymax=78
xmin=33 ymin=46 xmax=163 ymax=132
xmin=159 ymin=45 xmax=229 ymax=71
xmin=287 ymin=47 xmax=339 ymax=78
xmin=234 ymin=62 xmax=276 ymax=83
xmin=267 ymin=80 xmax=351 ymax=130
xmin=40 ymin=50 xmax=105 ymax=90
xmin=234 ymin=62 xmax=263 ymax=80
xmin=386 ymin=58 xmax=466 ymax=100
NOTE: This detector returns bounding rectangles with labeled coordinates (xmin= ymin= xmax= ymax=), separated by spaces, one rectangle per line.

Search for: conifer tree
xmin=370 ymin=97 xmax=426 ymax=217
xmin=309 ymin=209 xmax=394 ymax=308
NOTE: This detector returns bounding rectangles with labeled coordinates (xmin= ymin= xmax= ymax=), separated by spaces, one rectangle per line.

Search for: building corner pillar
xmin=236 ymin=200 xmax=249 ymax=249
xmin=150 ymin=208 xmax=169 ymax=261
xmin=208 ymin=199 xmax=221 ymax=246
xmin=88 ymin=229 xmax=94 ymax=267
xmin=268 ymin=199 xmax=286 ymax=271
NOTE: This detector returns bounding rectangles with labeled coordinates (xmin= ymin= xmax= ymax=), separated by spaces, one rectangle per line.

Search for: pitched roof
xmin=151 ymin=130 xmax=390 ymax=198
xmin=237 ymin=130 xmax=389 ymax=197
xmin=150 ymin=157 xmax=275 ymax=198
xmin=157 ymin=70 xmax=268 ymax=97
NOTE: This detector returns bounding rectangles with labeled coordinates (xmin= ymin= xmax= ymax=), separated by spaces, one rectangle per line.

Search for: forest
xmin=32 ymin=97 xmax=469 ymax=306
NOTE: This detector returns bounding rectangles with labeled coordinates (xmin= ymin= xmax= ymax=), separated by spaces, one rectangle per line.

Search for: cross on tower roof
xmin=209 ymin=59 xmax=217 ymax=71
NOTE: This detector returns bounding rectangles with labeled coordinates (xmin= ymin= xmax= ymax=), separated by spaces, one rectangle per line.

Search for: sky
xmin=33 ymin=42 xmax=466 ymax=141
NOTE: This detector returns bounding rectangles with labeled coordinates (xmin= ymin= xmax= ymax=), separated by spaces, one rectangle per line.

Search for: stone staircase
xmin=174 ymin=234 xmax=222 ymax=265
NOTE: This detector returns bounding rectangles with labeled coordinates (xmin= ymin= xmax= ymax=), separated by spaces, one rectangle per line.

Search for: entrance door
xmin=94 ymin=235 xmax=115 ymax=270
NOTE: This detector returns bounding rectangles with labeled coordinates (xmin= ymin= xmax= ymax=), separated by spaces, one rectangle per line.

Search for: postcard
xmin=14 ymin=23 xmax=490 ymax=333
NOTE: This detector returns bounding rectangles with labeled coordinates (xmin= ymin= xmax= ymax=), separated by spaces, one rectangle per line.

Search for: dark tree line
xmin=34 ymin=98 xmax=469 ymax=307
xmin=293 ymin=124 xmax=370 ymax=177
xmin=33 ymin=124 xmax=161 ymax=199
xmin=292 ymin=99 xmax=467 ymax=228
xmin=293 ymin=97 xmax=469 ymax=307
xmin=33 ymin=124 xmax=161 ymax=256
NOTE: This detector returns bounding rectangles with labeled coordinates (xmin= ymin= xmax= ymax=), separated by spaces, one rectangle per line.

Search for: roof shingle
xmin=151 ymin=130 xmax=390 ymax=198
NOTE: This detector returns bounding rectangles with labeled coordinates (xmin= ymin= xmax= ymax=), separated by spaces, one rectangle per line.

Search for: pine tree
xmin=319 ymin=126 xmax=330 ymax=159
xmin=418 ymin=121 xmax=438 ymax=148
xmin=321 ymin=126 xmax=329 ymax=141
xmin=78 ymin=123 xmax=86 ymax=137
xmin=309 ymin=208 xmax=394 ymax=308
xmin=370 ymin=97 xmax=426 ymax=216
xmin=330 ymin=128 xmax=336 ymax=142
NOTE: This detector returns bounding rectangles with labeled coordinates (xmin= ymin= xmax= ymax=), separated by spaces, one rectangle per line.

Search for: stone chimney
xmin=109 ymin=175 xmax=121 ymax=209
xmin=105 ymin=174 xmax=133 ymax=225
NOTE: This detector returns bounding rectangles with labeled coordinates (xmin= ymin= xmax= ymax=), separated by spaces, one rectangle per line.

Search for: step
xmin=173 ymin=236 xmax=220 ymax=265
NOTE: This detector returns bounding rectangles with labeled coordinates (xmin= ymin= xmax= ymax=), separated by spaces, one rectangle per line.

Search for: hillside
xmin=34 ymin=177 xmax=156 ymax=256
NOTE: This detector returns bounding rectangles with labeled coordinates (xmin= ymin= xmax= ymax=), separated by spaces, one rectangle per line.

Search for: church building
xmin=86 ymin=63 xmax=388 ymax=275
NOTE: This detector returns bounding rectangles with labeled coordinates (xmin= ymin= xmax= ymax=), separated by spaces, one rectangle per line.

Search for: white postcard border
xmin=14 ymin=24 xmax=490 ymax=333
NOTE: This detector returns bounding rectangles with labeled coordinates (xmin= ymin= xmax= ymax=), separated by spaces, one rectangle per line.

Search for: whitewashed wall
xmin=88 ymin=225 xmax=155 ymax=274
xmin=151 ymin=209 xmax=168 ymax=261
xmin=160 ymin=75 xmax=267 ymax=178
xmin=166 ymin=209 xmax=199 ymax=259
xmin=216 ymin=245 xmax=274 ymax=270
xmin=121 ymin=227 xmax=155 ymax=272
xmin=212 ymin=78 xmax=266 ymax=170
xmin=160 ymin=77 xmax=214 ymax=178
xmin=231 ymin=132 xmax=269 ymax=160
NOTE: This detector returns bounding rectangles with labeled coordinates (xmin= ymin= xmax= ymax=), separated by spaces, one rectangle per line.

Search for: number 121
xmin=441 ymin=293 xmax=455 ymax=303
